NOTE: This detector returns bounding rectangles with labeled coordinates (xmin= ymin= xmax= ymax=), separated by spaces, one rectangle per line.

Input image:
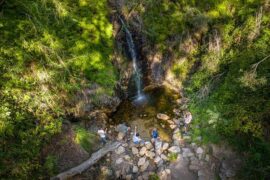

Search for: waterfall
xmin=119 ymin=18 xmax=144 ymax=100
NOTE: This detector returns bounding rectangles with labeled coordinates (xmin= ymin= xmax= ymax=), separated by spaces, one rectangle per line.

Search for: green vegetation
xmin=0 ymin=0 xmax=116 ymax=179
xmin=122 ymin=0 xmax=270 ymax=179
xmin=74 ymin=125 xmax=99 ymax=153
xmin=149 ymin=173 xmax=160 ymax=180
xmin=168 ymin=152 xmax=178 ymax=162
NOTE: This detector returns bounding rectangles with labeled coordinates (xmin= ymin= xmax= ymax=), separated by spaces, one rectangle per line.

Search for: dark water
xmin=111 ymin=86 xmax=180 ymax=142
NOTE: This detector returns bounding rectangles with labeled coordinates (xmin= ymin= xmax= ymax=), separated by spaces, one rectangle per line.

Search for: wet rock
xmin=115 ymin=146 xmax=125 ymax=154
xmin=138 ymin=157 xmax=146 ymax=167
xmin=157 ymin=113 xmax=170 ymax=120
xmin=162 ymin=143 xmax=169 ymax=151
xmin=132 ymin=166 xmax=139 ymax=173
xmin=140 ymin=160 xmax=149 ymax=172
xmin=132 ymin=147 xmax=139 ymax=155
xmin=116 ymin=158 xmax=123 ymax=165
xmin=168 ymin=146 xmax=181 ymax=153
xmin=139 ymin=147 xmax=147 ymax=156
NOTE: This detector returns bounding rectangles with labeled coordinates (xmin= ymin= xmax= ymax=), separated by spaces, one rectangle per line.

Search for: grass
xmin=74 ymin=125 xmax=99 ymax=153
xmin=168 ymin=152 xmax=178 ymax=162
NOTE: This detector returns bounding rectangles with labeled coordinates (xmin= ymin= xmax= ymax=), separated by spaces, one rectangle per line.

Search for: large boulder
xmin=139 ymin=147 xmax=147 ymax=156
xmin=162 ymin=143 xmax=169 ymax=151
xmin=132 ymin=147 xmax=139 ymax=155
xmin=168 ymin=146 xmax=181 ymax=153
xmin=157 ymin=113 xmax=170 ymax=120
xmin=145 ymin=141 xmax=153 ymax=150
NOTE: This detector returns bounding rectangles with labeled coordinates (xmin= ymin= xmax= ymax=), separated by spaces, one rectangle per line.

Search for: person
xmin=184 ymin=111 xmax=192 ymax=134
xmin=132 ymin=126 xmax=142 ymax=145
xmin=151 ymin=128 xmax=159 ymax=140
xmin=98 ymin=128 xmax=107 ymax=145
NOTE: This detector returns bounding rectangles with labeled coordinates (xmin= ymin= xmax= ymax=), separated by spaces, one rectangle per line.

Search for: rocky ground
xmin=76 ymin=96 xmax=242 ymax=180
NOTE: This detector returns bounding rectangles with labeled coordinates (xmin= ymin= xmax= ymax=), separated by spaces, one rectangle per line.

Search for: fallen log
xmin=51 ymin=141 xmax=121 ymax=180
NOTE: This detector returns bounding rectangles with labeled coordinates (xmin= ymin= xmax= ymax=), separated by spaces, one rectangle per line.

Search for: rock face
xmin=157 ymin=113 xmax=170 ymax=120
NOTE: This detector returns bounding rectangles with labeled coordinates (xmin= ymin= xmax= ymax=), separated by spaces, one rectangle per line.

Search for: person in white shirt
xmin=98 ymin=128 xmax=107 ymax=145
xmin=132 ymin=126 xmax=142 ymax=145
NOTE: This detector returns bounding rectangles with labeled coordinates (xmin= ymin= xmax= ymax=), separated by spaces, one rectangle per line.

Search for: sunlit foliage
xmin=0 ymin=0 xmax=116 ymax=178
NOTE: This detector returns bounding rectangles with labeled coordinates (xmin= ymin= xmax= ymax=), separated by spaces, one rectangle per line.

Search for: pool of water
xmin=111 ymin=86 xmax=180 ymax=142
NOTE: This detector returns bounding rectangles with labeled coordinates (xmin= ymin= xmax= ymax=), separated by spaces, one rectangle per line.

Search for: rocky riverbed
xmin=76 ymin=94 xmax=242 ymax=180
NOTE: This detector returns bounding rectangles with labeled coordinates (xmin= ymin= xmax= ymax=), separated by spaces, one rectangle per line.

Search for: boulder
xmin=132 ymin=166 xmax=138 ymax=173
xmin=162 ymin=143 xmax=169 ymax=151
xmin=139 ymin=147 xmax=147 ymax=156
xmin=154 ymin=156 xmax=162 ymax=164
xmin=167 ymin=120 xmax=175 ymax=124
xmin=168 ymin=146 xmax=181 ymax=153
xmin=155 ymin=140 xmax=163 ymax=155
xmin=145 ymin=141 xmax=153 ymax=149
xmin=170 ymin=124 xmax=177 ymax=129
xmin=161 ymin=154 xmax=168 ymax=161
xmin=196 ymin=147 xmax=204 ymax=154
xmin=138 ymin=157 xmax=146 ymax=167
xmin=115 ymin=146 xmax=125 ymax=154
xmin=132 ymin=147 xmax=139 ymax=155
xmin=145 ymin=151 xmax=155 ymax=159
xmin=117 ymin=132 xmax=125 ymax=141
xmin=157 ymin=113 xmax=170 ymax=120
xmin=116 ymin=158 xmax=123 ymax=165
xmin=140 ymin=160 xmax=149 ymax=172
xmin=124 ymin=155 xmax=131 ymax=161
xmin=125 ymin=174 xmax=132 ymax=180
xmin=146 ymin=151 xmax=155 ymax=159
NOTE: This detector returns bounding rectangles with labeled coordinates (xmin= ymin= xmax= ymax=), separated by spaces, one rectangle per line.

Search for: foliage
xmin=168 ymin=152 xmax=178 ymax=162
xmin=149 ymin=173 xmax=160 ymax=180
xmin=0 ymin=0 xmax=116 ymax=178
xmin=74 ymin=125 xmax=99 ymax=153
xmin=43 ymin=155 xmax=58 ymax=176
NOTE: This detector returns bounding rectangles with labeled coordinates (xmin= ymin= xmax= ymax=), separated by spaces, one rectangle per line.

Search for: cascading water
xmin=119 ymin=18 xmax=145 ymax=102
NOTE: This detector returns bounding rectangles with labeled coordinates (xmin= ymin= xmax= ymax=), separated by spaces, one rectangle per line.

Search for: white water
xmin=120 ymin=18 xmax=144 ymax=101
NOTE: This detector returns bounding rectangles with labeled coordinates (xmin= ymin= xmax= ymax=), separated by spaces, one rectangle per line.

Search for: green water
xmin=111 ymin=86 xmax=180 ymax=142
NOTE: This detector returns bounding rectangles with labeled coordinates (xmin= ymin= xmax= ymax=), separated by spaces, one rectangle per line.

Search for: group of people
xmin=97 ymin=111 xmax=192 ymax=145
